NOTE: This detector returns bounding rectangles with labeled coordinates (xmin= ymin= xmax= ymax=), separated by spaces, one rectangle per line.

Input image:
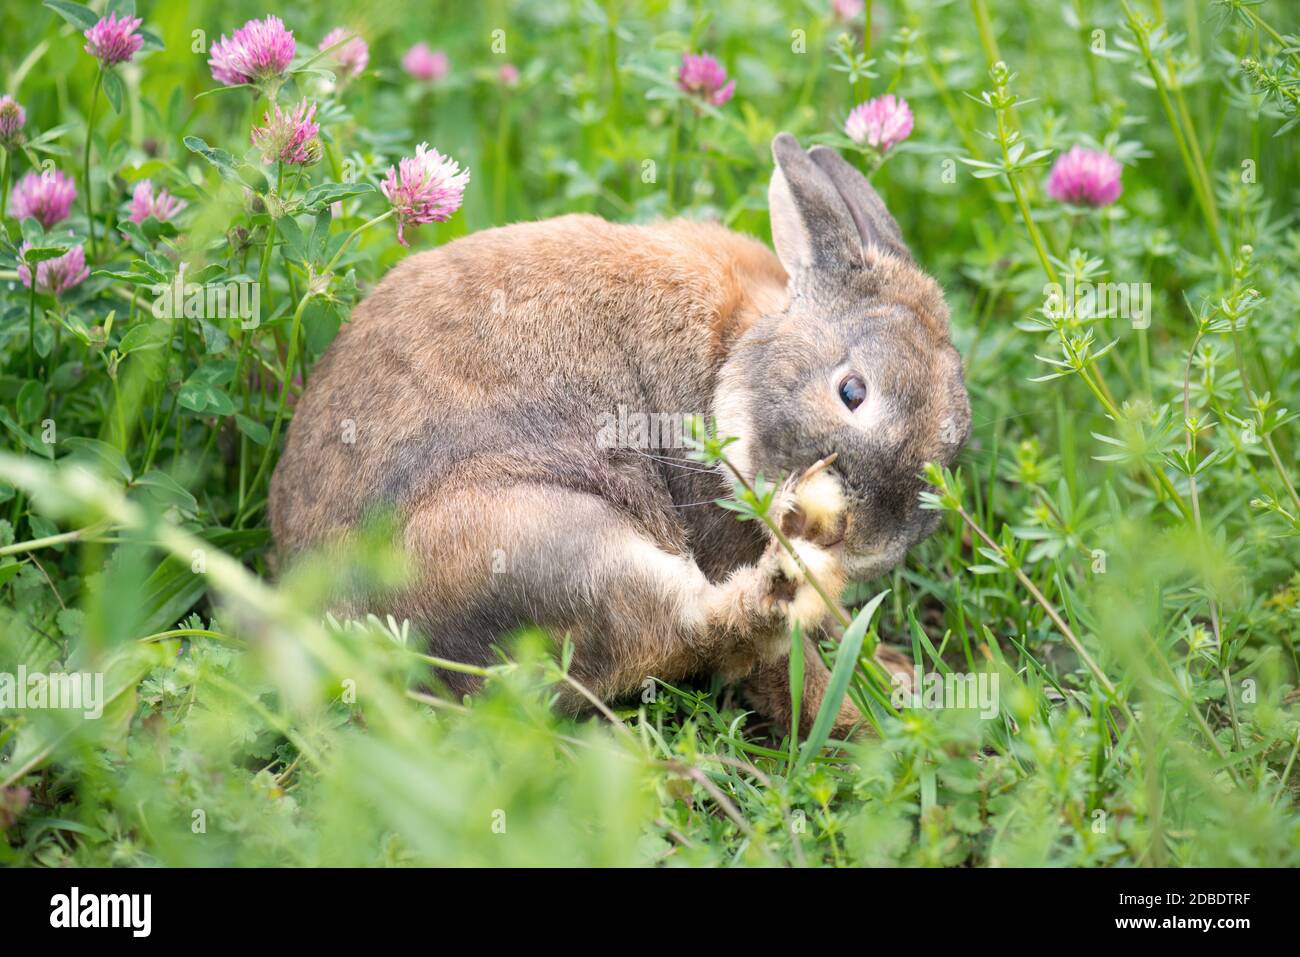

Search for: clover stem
xmin=27 ymin=276 xmax=36 ymax=378
xmin=0 ymin=149 xmax=11 ymax=223
xmin=257 ymin=162 xmax=283 ymax=320
xmin=83 ymin=68 xmax=102 ymax=261
xmin=238 ymin=289 xmax=316 ymax=526
xmin=323 ymin=209 xmax=393 ymax=274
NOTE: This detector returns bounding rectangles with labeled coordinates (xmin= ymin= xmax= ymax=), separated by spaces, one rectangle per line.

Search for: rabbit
xmin=268 ymin=132 xmax=970 ymax=738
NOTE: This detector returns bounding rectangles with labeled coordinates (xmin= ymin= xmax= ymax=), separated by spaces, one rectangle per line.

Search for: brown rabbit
xmin=269 ymin=133 xmax=970 ymax=737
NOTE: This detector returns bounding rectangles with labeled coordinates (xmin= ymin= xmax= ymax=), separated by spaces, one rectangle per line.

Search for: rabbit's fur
xmin=269 ymin=134 xmax=970 ymax=737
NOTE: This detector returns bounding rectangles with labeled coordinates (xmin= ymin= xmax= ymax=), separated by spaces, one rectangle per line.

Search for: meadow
xmin=0 ymin=0 xmax=1298 ymax=867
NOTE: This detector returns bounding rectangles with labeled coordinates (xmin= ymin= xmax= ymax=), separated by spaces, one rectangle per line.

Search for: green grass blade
xmin=796 ymin=589 xmax=889 ymax=769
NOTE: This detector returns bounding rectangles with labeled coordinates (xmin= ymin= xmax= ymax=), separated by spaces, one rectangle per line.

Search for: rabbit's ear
xmin=807 ymin=145 xmax=912 ymax=262
xmin=768 ymin=132 xmax=865 ymax=277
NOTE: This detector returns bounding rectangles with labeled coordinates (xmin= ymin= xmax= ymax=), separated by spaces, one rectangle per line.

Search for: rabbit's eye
xmin=839 ymin=374 xmax=867 ymax=411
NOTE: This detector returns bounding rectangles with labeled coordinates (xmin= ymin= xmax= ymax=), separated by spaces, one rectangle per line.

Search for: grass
xmin=0 ymin=0 xmax=1298 ymax=866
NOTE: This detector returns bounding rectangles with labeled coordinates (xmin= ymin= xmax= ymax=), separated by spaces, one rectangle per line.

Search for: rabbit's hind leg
xmin=401 ymin=483 xmax=815 ymax=709
xmin=739 ymin=635 xmax=866 ymax=740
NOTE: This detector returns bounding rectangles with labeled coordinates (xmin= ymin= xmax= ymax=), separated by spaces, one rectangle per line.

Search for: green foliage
xmin=1 ymin=0 xmax=1299 ymax=866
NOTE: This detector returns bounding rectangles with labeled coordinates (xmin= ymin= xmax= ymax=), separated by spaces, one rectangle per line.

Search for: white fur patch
xmin=794 ymin=470 xmax=845 ymax=532
xmin=788 ymin=582 xmax=831 ymax=630
xmin=711 ymin=376 xmax=753 ymax=486
xmin=618 ymin=534 xmax=710 ymax=633
xmin=850 ymin=388 xmax=905 ymax=443
xmin=938 ymin=415 xmax=962 ymax=446
xmin=775 ymin=539 xmax=844 ymax=629
xmin=768 ymin=166 xmax=813 ymax=275
xmin=777 ymin=538 xmax=835 ymax=586
xmin=832 ymin=367 xmax=898 ymax=439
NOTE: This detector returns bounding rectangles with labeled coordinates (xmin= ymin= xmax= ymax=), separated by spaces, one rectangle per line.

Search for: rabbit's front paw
xmin=734 ymin=536 xmax=844 ymax=672
xmin=765 ymin=536 xmax=845 ymax=634
xmin=773 ymin=462 xmax=848 ymax=548
xmin=709 ymin=530 xmax=846 ymax=678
